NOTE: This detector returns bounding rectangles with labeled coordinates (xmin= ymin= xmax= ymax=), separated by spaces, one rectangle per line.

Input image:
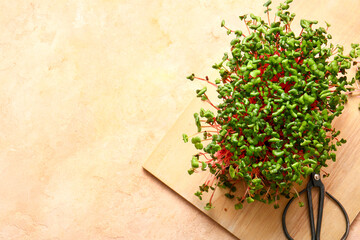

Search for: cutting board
xmin=143 ymin=94 xmax=360 ymax=240
xmin=143 ymin=1 xmax=360 ymax=239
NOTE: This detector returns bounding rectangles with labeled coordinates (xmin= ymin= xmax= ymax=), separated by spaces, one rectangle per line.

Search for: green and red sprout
xmin=183 ymin=0 xmax=360 ymax=210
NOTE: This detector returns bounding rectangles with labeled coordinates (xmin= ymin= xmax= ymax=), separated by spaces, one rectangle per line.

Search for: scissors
xmin=282 ymin=172 xmax=350 ymax=240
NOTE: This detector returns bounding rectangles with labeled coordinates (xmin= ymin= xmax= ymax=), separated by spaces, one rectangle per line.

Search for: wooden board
xmin=143 ymin=96 xmax=360 ymax=240
xmin=143 ymin=1 xmax=360 ymax=238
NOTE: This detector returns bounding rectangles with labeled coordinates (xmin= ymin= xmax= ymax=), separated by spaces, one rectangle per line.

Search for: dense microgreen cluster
xmin=183 ymin=0 xmax=360 ymax=210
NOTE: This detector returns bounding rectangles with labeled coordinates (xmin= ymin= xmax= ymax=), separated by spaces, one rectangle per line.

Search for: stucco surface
xmin=0 ymin=0 xmax=358 ymax=239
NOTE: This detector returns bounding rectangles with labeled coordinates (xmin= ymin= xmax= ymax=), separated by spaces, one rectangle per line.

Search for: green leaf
xmin=201 ymin=162 xmax=207 ymax=171
xmin=300 ymin=19 xmax=310 ymax=29
xmin=272 ymin=150 xmax=284 ymax=157
xmin=263 ymin=0 xmax=272 ymax=7
xmin=204 ymin=203 xmax=214 ymax=210
xmin=186 ymin=73 xmax=195 ymax=81
xmin=194 ymin=113 xmax=201 ymax=132
xmin=303 ymin=93 xmax=316 ymax=105
xmin=195 ymin=191 xmax=202 ymax=199
xmin=229 ymin=165 xmax=236 ymax=178
xmin=221 ymin=20 xmax=225 ymax=27
xmin=225 ymin=193 xmax=234 ymax=199
xmin=250 ymin=70 xmax=261 ymax=78
xmin=191 ymin=156 xmax=199 ymax=168
xmin=191 ymin=136 xmax=201 ymax=144
xmin=195 ymin=142 xmax=203 ymax=150
xmin=239 ymin=14 xmax=247 ymax=21
xmin=235 ymin=203 xmax=243 ymax=210
xmin=246 ymin=197 xmax=254 ymax=203
xmin=196 ymin=86 xmax=207 ymax=97
xmin=182 ymin=134 xmax=188 ymax=143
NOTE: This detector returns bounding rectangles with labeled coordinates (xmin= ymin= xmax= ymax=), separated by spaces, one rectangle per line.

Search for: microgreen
xmin=183 ymin=0 xmax=360 ymax=210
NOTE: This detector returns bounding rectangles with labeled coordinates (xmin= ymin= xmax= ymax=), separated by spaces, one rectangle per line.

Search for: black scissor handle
xmin=282 ymin=173 xmax=350 ymax=240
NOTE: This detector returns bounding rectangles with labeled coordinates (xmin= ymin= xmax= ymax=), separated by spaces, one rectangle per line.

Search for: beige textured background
xmin=0 ymin=0 xmax=358 ymax=239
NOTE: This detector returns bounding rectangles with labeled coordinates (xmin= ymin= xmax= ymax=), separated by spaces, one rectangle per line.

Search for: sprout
xmin=183 ymin=0 xmax=360 ymax=210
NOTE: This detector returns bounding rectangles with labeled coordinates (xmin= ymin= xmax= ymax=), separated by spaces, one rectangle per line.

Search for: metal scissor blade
xmin=306 ymin=172 xmax=325 ymax=240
